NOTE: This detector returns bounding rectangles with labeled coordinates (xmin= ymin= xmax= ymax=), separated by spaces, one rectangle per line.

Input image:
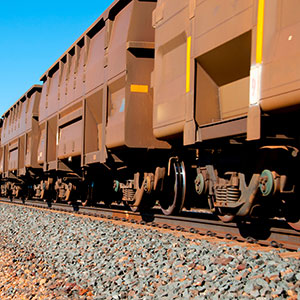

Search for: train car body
xmin=30 ymin=0 xmax=168 ymax=203
xmin=150 ymin=0 xmax=300 ymax=226
xmin=0 ymin=0 xmax=299 ymax=229
xmin=0 ymin=86 xmax=42 ymax=198
xmin=152 ymin=0 xmax=300 ymax=141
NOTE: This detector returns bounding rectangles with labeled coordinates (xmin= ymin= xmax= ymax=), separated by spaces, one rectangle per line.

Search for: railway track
xmin=1 ymin=197 xmax=299 ymax=251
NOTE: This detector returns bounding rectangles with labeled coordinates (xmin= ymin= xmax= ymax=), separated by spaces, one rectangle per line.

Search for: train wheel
xmin=135 ymin=195 xmax=156 ymax=212
xmin=287 ymin=202 xmax=300 ymax=230
xmin=288 ymin=220 xmax=300 ymax=231
xmin=160 ymin=161 xmax=186 ymax=215
xmin=127 ymin=192 xmax=155 ymax=212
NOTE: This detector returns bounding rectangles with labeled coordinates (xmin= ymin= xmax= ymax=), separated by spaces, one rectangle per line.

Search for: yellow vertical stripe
xmin=256 ymin=0 xmax=265 ymax=64
xmin=186 ymin=36 xmax=192 ymax=93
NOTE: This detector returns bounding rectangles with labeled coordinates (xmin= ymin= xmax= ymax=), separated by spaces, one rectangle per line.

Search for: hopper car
xmin=1 ymin=0 xmax=300 ymax=230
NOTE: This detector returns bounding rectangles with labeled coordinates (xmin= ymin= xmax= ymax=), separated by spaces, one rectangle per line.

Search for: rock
xmin=269 ymin=275 xmax=281 ymax=282
xmin=244 ymin=281 xmax=254 ymax=294
xmin=287 ymin=289 xmax=298 ymax=297
xmin=213 ymin=256 xmax=234 ymax=266
xmin=250 ymin=289 xmax=260 ymax=297
xmin=27 ymin=253 xmax=36 ymax=260
xmin=39 ymin=278 xmax=47 ymax=285
xmin=255 ymin=278 xmax=269 ymax=289
xmin=273 ymin=288 xmax=285 ymax=298
xmin=237 ymin=263 xmax=247 ymax=271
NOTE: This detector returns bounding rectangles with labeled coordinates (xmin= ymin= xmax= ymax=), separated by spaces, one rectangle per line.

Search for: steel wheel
xmin=287 ymin=202 xmax=300 ymax=230
xmin=160 ymin=161 xmax=186 ymax=215
xmin=288 ymin=220 xmax=300 ymax=231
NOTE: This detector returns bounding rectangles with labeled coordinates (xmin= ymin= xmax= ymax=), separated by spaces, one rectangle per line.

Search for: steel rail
xmin=0 ymin=198 xmax=299 ymax=251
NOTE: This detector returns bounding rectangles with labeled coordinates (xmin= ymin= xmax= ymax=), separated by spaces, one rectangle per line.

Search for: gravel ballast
xmin=0 ymin=203 xmax=299 ymax=299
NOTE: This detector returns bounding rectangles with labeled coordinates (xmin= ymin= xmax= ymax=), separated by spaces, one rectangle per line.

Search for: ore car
xmin=149 ymin=0 xmax=300 ymax=230
xmin=0 ymin=0 xmax=300 ymax=230
xmin=0 ymin=86 xmax=42 ymax=199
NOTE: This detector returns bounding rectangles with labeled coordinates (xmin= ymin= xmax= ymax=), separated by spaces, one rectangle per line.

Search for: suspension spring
xmin=215 ymin=186 xmax=240 ymax=202
xmin=215 ymin=187 xmax=227 ymax=202
xmin=227 ymin=186 xmax=240 ymax=201
xmin=122 ymin=188 xmax=135 ymax=202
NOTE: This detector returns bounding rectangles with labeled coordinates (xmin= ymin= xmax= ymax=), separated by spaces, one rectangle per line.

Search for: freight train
xmin=1 ymin=0 xmax=300 ymax=230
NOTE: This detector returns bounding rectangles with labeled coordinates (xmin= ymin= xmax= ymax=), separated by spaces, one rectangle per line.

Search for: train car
xmin=0 ymin=86 xmax=42 ymax=199
xmin=0 ymin=0 xmax=299 ymax=230
xmin=34 ymin=0 xmax=168 ymax=205
xmin=147 ymin=0 xmax=300 ymax=229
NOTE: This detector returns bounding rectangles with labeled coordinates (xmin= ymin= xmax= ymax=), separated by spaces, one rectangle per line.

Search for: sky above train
xmin=0 ymin=0 xmax=113 ymax=117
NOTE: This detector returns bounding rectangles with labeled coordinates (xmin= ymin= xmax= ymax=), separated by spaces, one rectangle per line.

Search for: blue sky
xmin=0 ymin=0 xmax=112 ymax=116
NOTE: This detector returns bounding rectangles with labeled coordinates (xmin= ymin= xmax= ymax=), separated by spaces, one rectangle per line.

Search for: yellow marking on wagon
xmin=130 ymin=84 xmax=149 ymax=93
xmin=256 ymin=0 xmax=265 ymax=64
xmin=186 ymin=36 xmax=192 ymax=93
